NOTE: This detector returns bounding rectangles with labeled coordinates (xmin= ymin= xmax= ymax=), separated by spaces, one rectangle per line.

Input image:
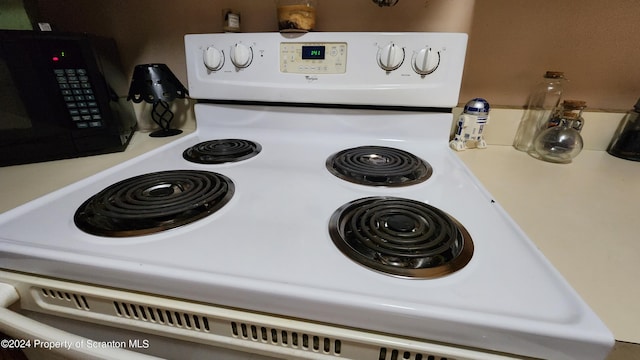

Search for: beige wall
xmin=462 ymin=0 xmax=640 ymax=111
xmin=37 ymin=0 xmax=639 ymax=111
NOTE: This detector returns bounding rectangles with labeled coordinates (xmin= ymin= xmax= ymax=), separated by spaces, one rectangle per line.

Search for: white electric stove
xmin=0 ymin=32 xmax=613 ymax=360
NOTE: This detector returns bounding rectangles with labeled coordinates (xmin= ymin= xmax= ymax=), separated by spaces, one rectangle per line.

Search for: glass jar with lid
xmin=513 ymin=71 xmax=567 ymax=152
xmin=531 ymin=100 xmax=586 ymax=163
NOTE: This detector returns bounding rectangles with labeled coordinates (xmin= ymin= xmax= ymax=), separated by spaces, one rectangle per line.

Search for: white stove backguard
xmin=0 ymin=32 xmax=613 ymax=360
xmin=185 ymin=32 xmax=467 ymax=107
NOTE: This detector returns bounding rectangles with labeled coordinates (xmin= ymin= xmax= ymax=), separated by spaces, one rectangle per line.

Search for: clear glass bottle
xmin=607 ymin=97 xmax=640 ymax=161
xmin=513 ymin=71 xmax=566 ymax=151
xmin=532 ymin=100 xmax=586 ymax=163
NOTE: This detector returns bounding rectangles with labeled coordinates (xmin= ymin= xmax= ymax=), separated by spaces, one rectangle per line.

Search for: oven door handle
xmin=0 ymin=283 xmax=160 ymax=360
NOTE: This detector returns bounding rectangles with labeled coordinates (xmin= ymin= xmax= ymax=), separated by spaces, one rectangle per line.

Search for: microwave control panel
xmin=46 ymin=41 xmax=104 ymax=130
xmin=54 ymin=68 xmax=103 ymax=129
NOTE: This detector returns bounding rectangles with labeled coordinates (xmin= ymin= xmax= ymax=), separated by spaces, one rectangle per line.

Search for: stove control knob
xmin=412 ymin=47 xmax=440 ymax=75
xmin=230 ymin=43 xmax=253 ymax=68
xmin=377 ymin=43 xmax=405 ymax=71
xmin=203 ymin=46 xmax=224 ymax=71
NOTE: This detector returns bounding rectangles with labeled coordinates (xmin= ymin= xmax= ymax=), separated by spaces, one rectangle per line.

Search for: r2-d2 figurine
xmin=450 ymin=98 xmax=490 ymax=151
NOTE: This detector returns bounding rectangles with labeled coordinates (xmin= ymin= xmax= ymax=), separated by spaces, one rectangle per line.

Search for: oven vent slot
xmin=5 ymin=273 xmax=514 ymax=360
xmin=379 ymin=347 xmax=456 ymax=360
xmin=230 ymin=321 xmax=342 ymax=356
xmin=113 ymin=301 xmax=211 ymax=332
xmin=40 ymin=287 xmax=90 ymax=310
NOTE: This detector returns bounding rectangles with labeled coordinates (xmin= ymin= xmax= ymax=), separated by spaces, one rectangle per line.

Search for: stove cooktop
xmin=0 ymin=104 xmax=612 ymax=359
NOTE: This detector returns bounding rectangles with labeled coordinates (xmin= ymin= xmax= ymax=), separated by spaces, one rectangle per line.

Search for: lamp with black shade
xmin=127 ymin=64 xmax=188 ymax=137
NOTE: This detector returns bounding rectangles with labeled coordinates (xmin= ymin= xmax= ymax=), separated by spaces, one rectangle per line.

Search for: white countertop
xmin=456 ymin=146 xmax=640 ymax=344
xmin=0 ymin=130 xmax=638 ymax=344
xmin=0 ymin=130 xmax=192 ymax=213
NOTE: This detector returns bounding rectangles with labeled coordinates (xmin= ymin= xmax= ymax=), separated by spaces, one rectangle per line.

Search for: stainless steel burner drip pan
xmin=329 ymin=196 xmax=473 ymax=279
xmin=326 ymin=146 xmax=432 ymax=187
xmin=74 ymin=170 xmax=234 ymax=237
xmin=183 ymin=139 xmax=262 ymax=164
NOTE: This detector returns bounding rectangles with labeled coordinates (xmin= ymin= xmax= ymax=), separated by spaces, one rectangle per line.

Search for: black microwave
xmin=0 ymin=30 xmax=137 ymax=167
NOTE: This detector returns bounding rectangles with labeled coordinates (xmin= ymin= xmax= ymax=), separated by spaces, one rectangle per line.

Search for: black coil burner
xmin=74 ymin=170 xmax=234 ymax=237
xmin=326 ymin=146 xmax=432 ymax=187
xmin=183 ymin=139 xmax=261 ymax=164
xmin=329 ymin=197 xmax=473 ymax=279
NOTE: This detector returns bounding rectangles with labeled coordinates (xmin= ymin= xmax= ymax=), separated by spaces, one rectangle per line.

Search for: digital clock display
xmin=301 ymin=46 xmax=325 ymax=60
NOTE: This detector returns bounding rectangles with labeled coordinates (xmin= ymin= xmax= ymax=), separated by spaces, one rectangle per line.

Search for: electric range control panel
xmin=186 ymin=32 xmax=468 ymax=107
xmin=280 ymin=42 xmax=347 ymax=74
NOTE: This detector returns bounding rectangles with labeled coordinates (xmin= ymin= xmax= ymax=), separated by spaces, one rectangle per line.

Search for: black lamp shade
xmin=127 ymin=64 xmax=188 ymax=137
xmin=127 ymin=63 xmax=187 ymax=103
